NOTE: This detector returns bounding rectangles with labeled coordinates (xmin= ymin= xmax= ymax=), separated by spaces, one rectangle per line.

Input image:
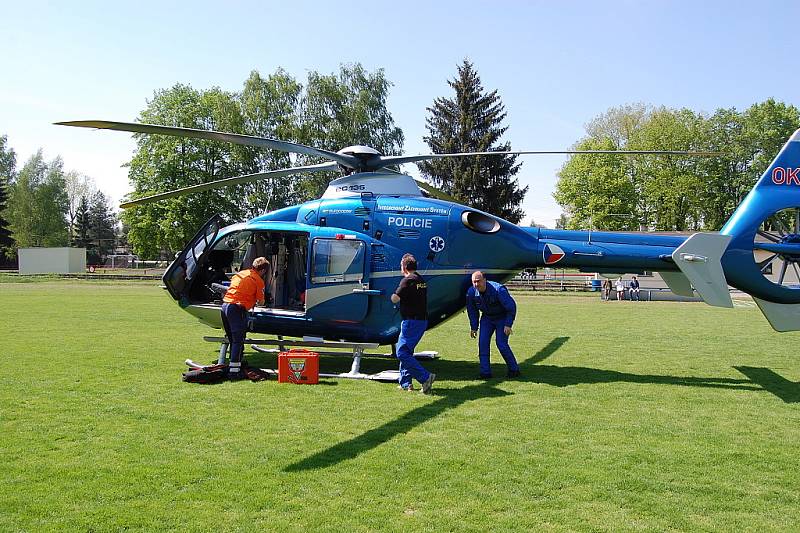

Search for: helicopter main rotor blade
xmin=119 ymin=161 xmax=339 ymax=208
xmin=376 ymin=150 xmax=723 ymax=168
xmin=56 ymin=120 xmax=361 ymax=169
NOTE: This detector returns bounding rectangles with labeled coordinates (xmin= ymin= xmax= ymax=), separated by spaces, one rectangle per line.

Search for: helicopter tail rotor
xmin=717 ymin=128 xmax=800 ymax=330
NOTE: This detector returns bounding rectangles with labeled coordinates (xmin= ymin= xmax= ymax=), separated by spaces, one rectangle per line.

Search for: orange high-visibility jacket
xmin=223 ymin=269 xmax=265 ymax=310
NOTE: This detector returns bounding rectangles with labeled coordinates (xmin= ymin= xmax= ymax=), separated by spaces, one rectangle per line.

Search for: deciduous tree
xmin=298 ymin=64 xmax=404 ymax=198
xmin=237 ymin=69 xmax=303 ymax=214
xmin=6 ymin=151 xmax=69 ymax=247
xmin=122 ymin=84 xmax=247 ymax=258
xmin=123 ymin=65 xmax=405 ymax=258
xmin=553 ymin=137 xmax=636 ymax=231
xmin=554 ymin=100 xmax=800 ymax=232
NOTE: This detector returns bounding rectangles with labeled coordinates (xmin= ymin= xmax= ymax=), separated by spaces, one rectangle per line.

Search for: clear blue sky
xmin=2 ymin=0 xmax=798 ymax=227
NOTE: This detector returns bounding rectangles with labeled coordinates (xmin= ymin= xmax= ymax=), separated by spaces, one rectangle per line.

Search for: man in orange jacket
xmin=222 ymin=256 xmax=270 ymax=379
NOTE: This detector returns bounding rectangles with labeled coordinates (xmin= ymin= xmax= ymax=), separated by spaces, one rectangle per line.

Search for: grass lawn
xmin=1 ymin=281 xmax=799 ymax=532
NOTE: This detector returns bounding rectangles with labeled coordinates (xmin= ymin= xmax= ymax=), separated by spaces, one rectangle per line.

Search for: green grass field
xmin=2 ymin=281 xmax=799 ymax=532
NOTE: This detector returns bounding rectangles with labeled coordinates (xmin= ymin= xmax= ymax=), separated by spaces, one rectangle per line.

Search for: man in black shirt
xmin=391 ymin=253 xmax=436 ymax=394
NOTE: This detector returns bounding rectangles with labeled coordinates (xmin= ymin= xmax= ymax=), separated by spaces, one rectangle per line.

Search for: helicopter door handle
xmin=352 ymin=288 xmax=383 ymax=295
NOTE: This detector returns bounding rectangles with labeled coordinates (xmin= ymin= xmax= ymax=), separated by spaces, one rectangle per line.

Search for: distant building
xmin=18 ymin=247 xmax=86 ymax=274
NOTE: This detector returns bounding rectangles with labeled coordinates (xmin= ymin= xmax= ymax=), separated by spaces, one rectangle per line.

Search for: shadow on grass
xmin=284 ymin=337 xmax=569 ymax=472
xmin=522 ymin=365 xmax=760 ymax=391
xmin=469 ymin=336 xmax=757 ymax=392
xmin=284 ymin=382 xmax=512 ymax=472
xmin=281 ymin=336 xmax=770 ymax=471
xmin=734 ymin=366 xmax=800 ymax=403
xmin=212 ymin=337 xmax=761 ymax=396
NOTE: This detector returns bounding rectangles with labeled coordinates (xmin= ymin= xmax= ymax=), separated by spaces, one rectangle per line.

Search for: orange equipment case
xmin=278 ymin=349 xmax=319 ymax=384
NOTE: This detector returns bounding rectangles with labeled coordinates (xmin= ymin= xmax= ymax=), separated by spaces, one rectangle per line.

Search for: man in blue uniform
xmin=391 ymin=253 xmax=436 ymax=394
xmin=629 ymin=275 xmax=641 ymax=301
xmin=466 ymin=270 xmax=521 ymax=379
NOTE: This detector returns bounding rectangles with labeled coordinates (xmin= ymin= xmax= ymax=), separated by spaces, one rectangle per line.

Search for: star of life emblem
xmin=429 ymin=235 xmax=445 ymax=253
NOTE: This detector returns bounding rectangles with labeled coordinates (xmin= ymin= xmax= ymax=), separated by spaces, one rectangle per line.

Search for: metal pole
xmin=217 ymin=341 xmax=229 ymax=365
xmin=349 ymin=346 xmax=364 ymax=375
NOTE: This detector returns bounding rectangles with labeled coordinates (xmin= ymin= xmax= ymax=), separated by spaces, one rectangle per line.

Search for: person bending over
xmin=466 ymin=271 xmax=521 ymax=379
xmin=221 ymin=257 xmax=270 ymax=379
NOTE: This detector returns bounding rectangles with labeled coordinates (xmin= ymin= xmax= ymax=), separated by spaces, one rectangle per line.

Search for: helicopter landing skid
xmin=198 ymin=335 xmax=437 ymax=382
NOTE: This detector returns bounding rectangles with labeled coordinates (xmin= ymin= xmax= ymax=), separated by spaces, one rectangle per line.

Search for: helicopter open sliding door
xmin=306 ymin=237 xmax=369 ymax=322
xmin=163 ymin=215 xmax=223 ymax=302
xmin=190 ymin=228 xmax=310 ymax=311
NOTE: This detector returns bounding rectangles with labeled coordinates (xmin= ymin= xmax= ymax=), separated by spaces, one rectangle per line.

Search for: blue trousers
xmin=478 ymin=316 xmax=519 ymax=376
xmin=221 ymin=303 xmax=248 ymax=364
xmin=397 ymin=319 xmax=430 ymax=389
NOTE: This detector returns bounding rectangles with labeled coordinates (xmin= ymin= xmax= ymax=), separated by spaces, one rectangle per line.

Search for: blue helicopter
xmin=58 ymin=121 xmax=800 ymax=343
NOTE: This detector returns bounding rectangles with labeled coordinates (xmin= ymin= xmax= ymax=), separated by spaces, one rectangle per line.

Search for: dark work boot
xmin=228 ymin=362 xmax=245 ymax=380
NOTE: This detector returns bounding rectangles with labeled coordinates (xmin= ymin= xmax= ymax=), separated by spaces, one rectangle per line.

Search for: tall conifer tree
xmin=0 ymin=135 xmax=16 ymax=262
xmin=89 ymin=190 xmax=116 ymax=264
xmin=419 ymin=60 xmax=527 ymax=223
xmin=71 ymin=195 xmax=91 ymax=249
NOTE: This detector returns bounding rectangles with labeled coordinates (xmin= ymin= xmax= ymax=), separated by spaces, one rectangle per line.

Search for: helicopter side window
xmin=311 ymin=239 xmax=365 ymax=284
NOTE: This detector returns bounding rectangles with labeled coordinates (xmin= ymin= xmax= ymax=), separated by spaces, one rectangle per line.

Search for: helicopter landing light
xmin=680 ymin=253 xmax=708 ymax=263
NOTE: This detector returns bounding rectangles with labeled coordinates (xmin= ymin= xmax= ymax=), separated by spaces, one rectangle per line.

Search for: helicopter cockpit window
xmin=311 ymin=239 xmax=365 ymax=284
xmin=212 ymin=231 xmax=253 ymax=269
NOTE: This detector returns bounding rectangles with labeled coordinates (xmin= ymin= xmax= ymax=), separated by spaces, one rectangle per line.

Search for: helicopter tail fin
xmin=668 ymin=233 xmax=733 ymax=308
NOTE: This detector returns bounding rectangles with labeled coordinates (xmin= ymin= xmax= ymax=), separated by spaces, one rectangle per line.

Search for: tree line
xmin=0 ymin=61 xmax=522 ymax=262
xmin=121 ymin=65 xmax=404 ymax=258
xmin=554 ymin=100 xmax=800 ymax=231
xmin=3 ymin=59 xmax=795 ymax=264
xmin=121 ymin=61 xmax=524 ymax=258
xmin=0 ymin=137 xmax=118 ymax=266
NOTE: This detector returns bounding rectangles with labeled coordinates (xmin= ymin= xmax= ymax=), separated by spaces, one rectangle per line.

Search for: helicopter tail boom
xmin=529 ymin=128 xmax=800 ymax=330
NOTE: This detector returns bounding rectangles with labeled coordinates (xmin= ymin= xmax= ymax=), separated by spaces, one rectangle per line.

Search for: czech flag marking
xmin=543 ymin=243 xmax=565 ymax=265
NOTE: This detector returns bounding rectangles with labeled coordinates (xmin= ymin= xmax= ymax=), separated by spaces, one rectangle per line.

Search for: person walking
xmin=391 ymin=253 xmax=436 ymax=394
xmin=466 ymin=271 xmax=521 ymax=379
